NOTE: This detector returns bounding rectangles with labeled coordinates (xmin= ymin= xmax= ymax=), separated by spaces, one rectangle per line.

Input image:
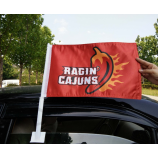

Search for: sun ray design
xmin=92 ymin=48 xmax=109 ymax=64
xmin=99 ymin=53 xmax=129 ymax=92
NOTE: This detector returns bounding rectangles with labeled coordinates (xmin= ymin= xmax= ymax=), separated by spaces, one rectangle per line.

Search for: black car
xmin=0 ymin=92 xmax=158 ymax=144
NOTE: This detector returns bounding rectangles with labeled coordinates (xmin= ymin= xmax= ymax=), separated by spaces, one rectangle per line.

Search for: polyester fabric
xmin=46 ymin=42 xmax=141 ymax=99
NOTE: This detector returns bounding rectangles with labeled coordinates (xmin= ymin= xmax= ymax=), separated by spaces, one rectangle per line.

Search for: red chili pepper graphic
xmin=85 ymin=47 xmax=129 ymax=94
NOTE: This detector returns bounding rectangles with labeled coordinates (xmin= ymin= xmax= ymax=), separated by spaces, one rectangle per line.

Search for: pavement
xmin=142 ymin=94 xmax=158 ymax=101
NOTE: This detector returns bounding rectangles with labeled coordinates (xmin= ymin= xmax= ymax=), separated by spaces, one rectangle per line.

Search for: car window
xmin=6 ymin=117 xmax=152 ymax=144
xmin=7 ymin=133 xmax=135 ymax=144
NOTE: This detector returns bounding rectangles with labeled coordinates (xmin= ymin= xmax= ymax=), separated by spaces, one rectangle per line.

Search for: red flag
xmin=43 ymin=42 xmax=141 ymax=99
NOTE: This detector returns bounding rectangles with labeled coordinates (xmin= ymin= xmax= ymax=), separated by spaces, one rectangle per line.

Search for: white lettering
xmin=92 ymin=76 xmax=98 ymax=84
xmin=78 ymin=77 xmax=84 ymax=85
xmin=90 ymin=68 xmax=97 ymax=75
xmin=65 ymin=76 xmax=72 ymax=84
xmin=64 ymin=67 xmax=70 ymax=75
xmin=78 ymin=68 xmax=84 ymax=75
xmin=72 ymin=77 xmax=77 ymax=85
xmin=85 ymin=68 xmax=89 ymax=75
xmin=84 ymin=77 xmax=91 ymax=84
xmin=71 ymin=67 xmax=77 ymax=75
xmin=59 ymin=76 xmax=65 ymax=84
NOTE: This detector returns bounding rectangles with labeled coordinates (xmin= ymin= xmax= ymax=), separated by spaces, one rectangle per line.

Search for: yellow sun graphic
xmin=92 ymin=48 xmax=129 ymax=92
xmin=99 ymin=53 xmax=129 ymax=92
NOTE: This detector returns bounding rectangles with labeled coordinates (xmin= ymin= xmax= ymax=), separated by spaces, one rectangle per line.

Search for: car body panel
xmin=1 ymin=93 xmax=158 ymax=128
xmin=1 ymin=92 xmax=158 ymax=144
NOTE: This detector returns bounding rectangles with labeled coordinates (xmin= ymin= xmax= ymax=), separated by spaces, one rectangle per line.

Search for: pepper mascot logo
xmin=58 ymin=47 xmax=129 ymax=94
xmin=85 ymin=47 xmax=129 ymax=94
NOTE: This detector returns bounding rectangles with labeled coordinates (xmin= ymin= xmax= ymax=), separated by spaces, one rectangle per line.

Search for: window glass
xmin=7 ymin=117 xmax=152 ymax=144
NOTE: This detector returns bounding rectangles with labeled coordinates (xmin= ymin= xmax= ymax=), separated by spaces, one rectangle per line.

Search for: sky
xmin=1 ymin=1 xmax=158 ymax=45
xmin=42 ymin=14 xmax=158 ymax=44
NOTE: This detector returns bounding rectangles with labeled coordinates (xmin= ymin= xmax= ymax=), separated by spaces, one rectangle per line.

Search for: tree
xmin=135 ymin=18 xmax=158 ymax=65
xmin=8 ymin=14 xmax=44 ymax=86
xmin=136 ymin=18 xmax=158 ymax=84
xmin=135 ymin=35 xmax=158 ymax=63
xmin=0 ymin=14 xmax=19 ymax=87
xmin=24 ymin=20 xmax=43 ymax=85
xmin=3 ymin=56 xmax=18 ymax=80
xmin=154 ymin=18 xmax=158 ymax=37
xmin=32 ymin=26 xmax=55 ymax=84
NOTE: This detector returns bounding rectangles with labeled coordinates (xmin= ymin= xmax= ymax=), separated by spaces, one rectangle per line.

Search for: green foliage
xmin=3 ymin=57 xmax=18 ymax=79
xmin=5 ymin=15 xmax=44 ymax=85
xmin=0 ymin=14 xmax=20 ymax=56
xmin=142 ymin=88 xmax=158 ymax=96
xmin=142 ymin=83 xmax=158 ymax=89
xmin=135 ymin=18 xmax=158 ymax=65
xmin=21 ymin=82 xmax=30 ymax=86
xmin=31 ymin=82 xmax=42 ymax=85
xmin=8 ymin=15 xmax=44 ymax=67
xmin=1 ymin=14 xmax=55 ymax=86
xmin=21 ymin=82 xmax=42 ymax=86
xmin=32 ymin=26 xmax=55 ymax=74
xmin=21 ymin=69 xmax=42 ymax=83
xmin=0 ymin=14 xmax=21 ymax=87
xmin=136 ymin=35 xmax=158 ymax=63
xmin=154 ymin=19 xmax=158 ymax=37
xmin=6 ymin=84 xmax=19 ymax=87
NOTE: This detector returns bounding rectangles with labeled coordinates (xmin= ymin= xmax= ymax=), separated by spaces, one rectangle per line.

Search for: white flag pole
xmin=30 ymin=43 xmax=52 ymax=143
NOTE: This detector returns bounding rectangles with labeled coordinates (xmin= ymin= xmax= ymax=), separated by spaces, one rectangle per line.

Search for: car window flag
xmin=30 ymin=42 xmax=142 ymax=143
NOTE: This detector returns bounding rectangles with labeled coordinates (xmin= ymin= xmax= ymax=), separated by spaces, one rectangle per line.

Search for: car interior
xmin=6 ymin=116 xmax=152 ymax=144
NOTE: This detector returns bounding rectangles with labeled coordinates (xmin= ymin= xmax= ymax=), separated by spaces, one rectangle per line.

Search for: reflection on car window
xmin=7 ymin=117 xmax=152 ymax=144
